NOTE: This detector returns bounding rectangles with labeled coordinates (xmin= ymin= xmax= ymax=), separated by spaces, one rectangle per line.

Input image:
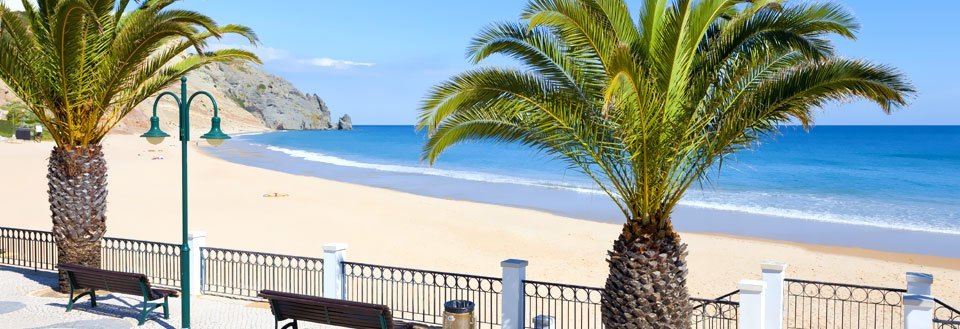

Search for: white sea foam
xmin=263 ymin=145 xmax=960 ymax=236
xmin=678 ymin=200 xmax=960 ymax=235
xmin=265 ymin=145 xmax=604 ymax=195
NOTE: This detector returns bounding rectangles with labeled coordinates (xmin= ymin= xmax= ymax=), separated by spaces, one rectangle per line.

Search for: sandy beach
xmin=1 ymin=135 xmax=957 ymax=303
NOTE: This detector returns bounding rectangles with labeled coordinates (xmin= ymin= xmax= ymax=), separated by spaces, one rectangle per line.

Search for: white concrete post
xmin=501 ymin=259 xmax=528 ymax=329
xmin=903 ymin=294 xmax=934 ymax=329
xmin=187 ymin=231 xmax=206 ymax=295
xmin=762 ymin=262 xmax=787 ymax=329
xmin=903 ymin=272 xmax=934 ymax=329
xmin=906 ymin=272 xmax=933 ymax=295
xmin=738 ymin=280 xmax=766 ymax=329
xmin=323 ymin=243 xmax=348 ymax=299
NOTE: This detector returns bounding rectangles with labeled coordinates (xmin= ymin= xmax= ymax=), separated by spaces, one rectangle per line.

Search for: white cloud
xmin=299 ymin=58 xmax=375 ymax=69
xmin=1 ymin=0 xmax=27 ymax=11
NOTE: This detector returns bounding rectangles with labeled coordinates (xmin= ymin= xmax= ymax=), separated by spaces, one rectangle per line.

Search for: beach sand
xmin=1 ymin=135 xmax=957 ymax=303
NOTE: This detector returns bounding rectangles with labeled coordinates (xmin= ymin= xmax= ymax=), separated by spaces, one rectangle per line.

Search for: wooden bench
xmin=58 ymin=263 xmax=179 ymax=325
xmin=259 ymin=290 xmax=418 ymax=329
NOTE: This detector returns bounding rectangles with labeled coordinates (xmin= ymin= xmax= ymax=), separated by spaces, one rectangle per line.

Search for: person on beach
xmin=33 ymin=125 xmax=42 ymax=142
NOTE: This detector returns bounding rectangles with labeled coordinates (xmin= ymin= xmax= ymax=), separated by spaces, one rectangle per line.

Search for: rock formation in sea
xmin=338 ymin=114 xmax=353 ymax=130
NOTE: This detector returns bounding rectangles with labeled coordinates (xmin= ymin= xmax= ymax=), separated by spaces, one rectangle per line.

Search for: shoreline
xmin=206 ymin=136 xmax=960 ymax=258
xmin=1 ymin=135 xmax=958 ymax=302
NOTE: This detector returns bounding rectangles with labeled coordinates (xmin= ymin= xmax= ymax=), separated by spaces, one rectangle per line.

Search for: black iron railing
xmin=1 ymin=227 xmax=181 ymax=287
xmin=691 ymin=290 xmax=740 ymax=329
xmin=0 ymin=227 xmax=57 ymax=271
xmin=523 ymin=280 xmax=602 ymax=328
xmin=101 ymin=237 xmax=181 ymax=288
xmin=784 ymin=278 xmax=904 ymax=329
xmin=342 ymin=261 xmax=502 ymax=328
xmin=8 ymin=226 xmax=956 ymax=329
xmin=935 ymin=298 xmax=960 ymax=329
xmin=201 ymin=247 xmax=323 ymax=299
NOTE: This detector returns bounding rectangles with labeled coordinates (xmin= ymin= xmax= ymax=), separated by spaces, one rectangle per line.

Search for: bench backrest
xmin=58 ymin=263 xmax=151 ymax=297
xmin=259 ymin=290 xmax=395 ymax=329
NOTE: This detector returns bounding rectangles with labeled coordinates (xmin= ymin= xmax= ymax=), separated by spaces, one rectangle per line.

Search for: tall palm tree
xmin=0 ymin=0 xmax=260 ymax=290
xmin=418 ymin=0 xmax=913 ymax=327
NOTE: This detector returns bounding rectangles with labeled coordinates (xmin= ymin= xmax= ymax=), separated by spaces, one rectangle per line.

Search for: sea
xmin=205 ymin=125 xmax=960 ymax=256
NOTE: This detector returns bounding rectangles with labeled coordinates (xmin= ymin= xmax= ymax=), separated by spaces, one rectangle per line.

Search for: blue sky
xmin=6 ymin=0 xmax=956 ymax=125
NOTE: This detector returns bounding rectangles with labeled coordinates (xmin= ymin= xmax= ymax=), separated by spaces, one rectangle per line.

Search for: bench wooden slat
xmin=260 ymin=290 xmax=412 ymax=329
xmin=73 ymin=276 xmax=144 ymax=296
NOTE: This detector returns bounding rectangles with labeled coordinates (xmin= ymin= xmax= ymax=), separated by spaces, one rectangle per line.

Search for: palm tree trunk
xmin=49 ymin=145 xmax=107 ymax=292
xmin=602 ymin=219 xmax=691 ymax=328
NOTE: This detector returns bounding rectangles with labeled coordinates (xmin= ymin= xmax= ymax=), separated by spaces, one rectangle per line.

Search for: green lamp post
xmin=140 ymin=76 xmax=229 ymax=329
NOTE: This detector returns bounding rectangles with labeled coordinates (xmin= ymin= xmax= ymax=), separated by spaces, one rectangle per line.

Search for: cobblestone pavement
xmin=0 ymin=266 xmax=335 ymax=328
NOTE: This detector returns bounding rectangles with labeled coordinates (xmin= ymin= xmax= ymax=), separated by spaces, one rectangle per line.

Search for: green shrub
xmin=226 ymin=93 xmax=246 ymax=108
xmin=0 ymin=120 xmax=12 ymax=137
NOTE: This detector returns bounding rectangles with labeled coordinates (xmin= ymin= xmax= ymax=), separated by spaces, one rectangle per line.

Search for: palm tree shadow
xmin=0 ymin=266 xmax=59 ymax=288
xmin=46 ymin=294 xmax=175 ymax=329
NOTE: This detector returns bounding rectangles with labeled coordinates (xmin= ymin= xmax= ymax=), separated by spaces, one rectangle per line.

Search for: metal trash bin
xmin=533 ymin=315 xmax=556 ymax=329
xmin=442 ymin=300 xmax=476 ymax=329
xmin=14 ymin=128 xmax=31 ymax=140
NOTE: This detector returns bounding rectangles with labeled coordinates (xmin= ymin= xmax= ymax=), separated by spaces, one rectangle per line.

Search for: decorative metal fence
xmin=0 ymin=227 xmax=180 ymax=287
xmin=784 ymin=278 xmax=905 ymax=329
xmin=343 ymin=261 xmax=502 ymax=328
xmin=935 ymin=298 xmax=960 ymax=329
xmin=5 ymin=226 xmax=960 ymax=329
xmin=691 ymin=290 xmax=740 ymax=329
xmin=201 ymin=247 xmax=323 ymax=299
xmin=0 ymin=227 xmax=57 ymax=271
xmin=100 ymin=237 xmax=181 ymax=288
xmin=523 ymin=280 xmax=603 ymax=329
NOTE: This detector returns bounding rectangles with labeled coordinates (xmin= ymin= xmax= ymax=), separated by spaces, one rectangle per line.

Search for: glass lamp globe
xmin=146 ymin=136 xmax=166 ymax=145
xmin=205 ymin=138 xmax=226 ymax=146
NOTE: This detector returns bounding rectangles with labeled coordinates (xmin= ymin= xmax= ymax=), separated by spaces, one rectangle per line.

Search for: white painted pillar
xmin=738 ymin=280 xmax=766 ymax=329
xmin=762 ymin=262 xmax=787 ymax=329
xmin=501 ymin=259 xmax=528 ymax=329
xmin=323 ymin=243 xmax=348 ymax=299
xmin=903 ymin=272 xmax=934 ymax=329
xmin=903 ymin=294 xmax=934 ymax=329
xmin=187 ymin=231 xmax=206 ymax=295
xmin=906 ymin=272 xmax=933 ymax=295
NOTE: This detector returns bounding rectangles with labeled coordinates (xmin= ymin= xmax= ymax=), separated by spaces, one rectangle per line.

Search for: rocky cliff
xmin=0 ymin=63 xmax=349 ymax=135
xmin=195 ymin=62 xmax=340 ymax=130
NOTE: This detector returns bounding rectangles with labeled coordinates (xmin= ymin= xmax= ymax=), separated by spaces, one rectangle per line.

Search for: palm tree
xmin=0 ymin=0 xmax=260 ymax=290
xmin=418 ymin=0 xmax=913 ymax=327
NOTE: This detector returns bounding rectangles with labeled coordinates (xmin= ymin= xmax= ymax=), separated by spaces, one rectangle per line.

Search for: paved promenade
xmin=0 ymin=266 xmax=331 ymax=328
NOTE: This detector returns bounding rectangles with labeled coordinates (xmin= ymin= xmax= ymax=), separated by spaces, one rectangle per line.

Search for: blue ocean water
xmin=236 ymin=125 xmax=960 ymax=235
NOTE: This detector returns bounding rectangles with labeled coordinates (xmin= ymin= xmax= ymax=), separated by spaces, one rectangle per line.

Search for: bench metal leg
xmin=162 ymin=296 xmax=169 ymax=319
xmin=280 ymin=319 xmax=298 ymax=329
xmin=66 ymin=289 xmax=95 ymax=312
xmin=137 ymin=302 xmax=163 ymax=326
